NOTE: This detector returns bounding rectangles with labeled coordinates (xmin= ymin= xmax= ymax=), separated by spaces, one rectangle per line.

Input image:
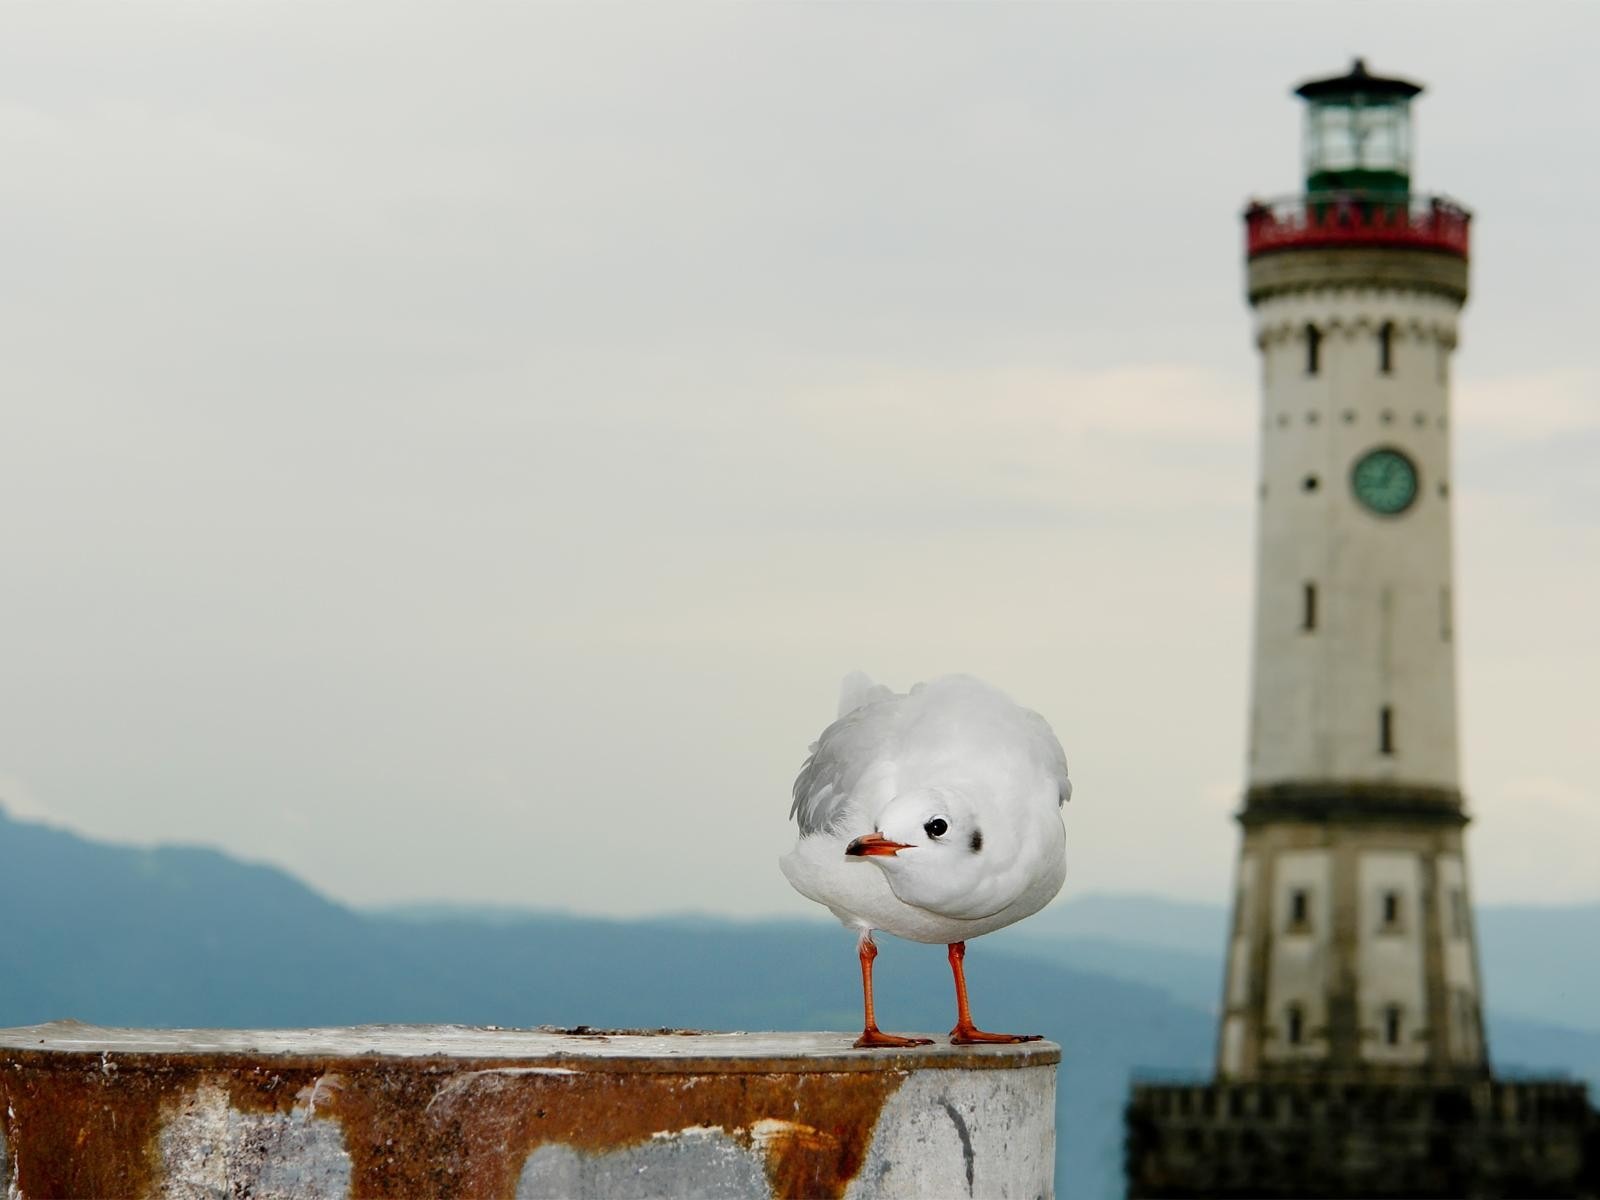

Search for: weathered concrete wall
xmin=0 ymin=1024 xmax=1057 ymax=1199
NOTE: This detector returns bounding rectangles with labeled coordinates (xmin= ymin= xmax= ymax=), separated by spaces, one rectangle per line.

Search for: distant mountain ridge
xmin=2 ymin=805 xmax=1595 ymax=1200
xmin=376 ymin=881 xmax=1600 ymax=1038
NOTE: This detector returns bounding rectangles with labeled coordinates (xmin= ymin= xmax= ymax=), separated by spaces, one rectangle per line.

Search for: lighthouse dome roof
xmin=1294 ymin=57 xmax=1422 ymax=102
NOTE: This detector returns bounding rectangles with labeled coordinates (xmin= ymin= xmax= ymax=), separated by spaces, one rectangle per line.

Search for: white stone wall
xmin=1225 ymin=856 xmax=1257 ymax=1011
xmin=1356 ymin=851 xmax=1427 ymax=1067
xmin=1262 ymin=850 xmax=1331 ymax=1065
xmin=1247 ymin=286 xmax=1463 ymax=789
xmin=1219 ymin=855 xmax=1257 ymax=1077
xmin=1437 ymin=853 xmax=1485 ymax=1063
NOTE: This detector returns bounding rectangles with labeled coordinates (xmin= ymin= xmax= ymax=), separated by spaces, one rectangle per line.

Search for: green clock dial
xmin=1351 ymin=447 xmax=1419 ymax=516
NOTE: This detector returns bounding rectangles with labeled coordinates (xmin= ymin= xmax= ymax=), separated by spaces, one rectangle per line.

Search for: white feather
xmin=781 ymin=674 xmax=1071 ymax=945
xmin=836 ymin=669 xmax=894 ymax=718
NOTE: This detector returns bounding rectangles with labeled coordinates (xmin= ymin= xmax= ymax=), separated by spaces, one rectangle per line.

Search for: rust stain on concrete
xmin=0 ymin=1037 xmax=919 ymax=1199
xmin=3 ymin=1056 xmax=165 ymax=1200
xmin=316 ymin=1059 xmax=906 ymax=1198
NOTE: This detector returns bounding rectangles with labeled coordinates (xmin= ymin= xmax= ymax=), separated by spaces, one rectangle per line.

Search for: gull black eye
xmin=924 ymin=817 xmax=949 ymax=839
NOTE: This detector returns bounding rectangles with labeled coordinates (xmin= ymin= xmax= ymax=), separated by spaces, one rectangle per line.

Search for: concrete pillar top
xmin=0 ymin=1021 xmax=1060 ymax=1071
xmin=0 ymin=1024 xmax=1060 ymax=1199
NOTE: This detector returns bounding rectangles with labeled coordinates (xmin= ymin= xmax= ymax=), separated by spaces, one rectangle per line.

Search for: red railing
xmin=1244 ymin=192 xmax=1471 ymax=259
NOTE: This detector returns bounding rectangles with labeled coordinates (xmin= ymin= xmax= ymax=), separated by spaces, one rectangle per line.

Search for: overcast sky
xmin=2 ymin=3 xmax=1595 ymax=919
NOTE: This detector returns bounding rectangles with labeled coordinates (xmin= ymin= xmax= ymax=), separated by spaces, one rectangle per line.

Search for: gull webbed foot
xmin=854 ymin=1028 xmax=935 ymax=1049
xmin=948 ymin=1024 xmax=1043 ymax=1046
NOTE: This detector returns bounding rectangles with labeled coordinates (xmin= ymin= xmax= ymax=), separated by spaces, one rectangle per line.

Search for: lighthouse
xmin=1125 ymin=62 xmax=1598 ymax=1198
xmin=1222 ymin=58 xmax=1483 ymax=1082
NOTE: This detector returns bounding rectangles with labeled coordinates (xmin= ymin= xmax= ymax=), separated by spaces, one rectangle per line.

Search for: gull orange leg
xmin=852 ymin=932 xmax=933 ymax=1049
xmin=947 ymin=941 xmax=1043 ymax=1045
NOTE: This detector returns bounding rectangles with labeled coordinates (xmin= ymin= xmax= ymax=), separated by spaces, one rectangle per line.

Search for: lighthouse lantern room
xmin=1298 ymin=58 xmax=1419 ymax=197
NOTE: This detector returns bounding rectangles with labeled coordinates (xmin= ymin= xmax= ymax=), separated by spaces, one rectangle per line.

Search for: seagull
xmin=781 ymin=672 xmax=1071 ymax=1048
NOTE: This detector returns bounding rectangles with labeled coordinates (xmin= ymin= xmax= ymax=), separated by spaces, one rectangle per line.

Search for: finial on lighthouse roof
xmin=1293 ymin=57 xmax=1423 ymax=101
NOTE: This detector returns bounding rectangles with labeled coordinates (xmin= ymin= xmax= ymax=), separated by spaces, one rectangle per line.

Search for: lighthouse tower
xmin=1221 ymin=58 xmax=1483 ymax=1082
xmin=1125 ymin=62 xmax=1598 ymax=1199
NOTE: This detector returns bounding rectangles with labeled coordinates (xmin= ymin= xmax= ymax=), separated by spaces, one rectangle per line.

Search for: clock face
xmin=1351 ymin=447 xmax=1419 ymax=516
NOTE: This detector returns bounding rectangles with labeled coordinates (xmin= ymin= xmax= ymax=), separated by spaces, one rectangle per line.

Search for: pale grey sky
xmin=2 ymin=3 xmax=1595 ymax=916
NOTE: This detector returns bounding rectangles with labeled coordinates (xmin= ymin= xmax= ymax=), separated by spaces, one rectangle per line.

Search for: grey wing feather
xmin=789 ymin=697 xmax=898 ymax=835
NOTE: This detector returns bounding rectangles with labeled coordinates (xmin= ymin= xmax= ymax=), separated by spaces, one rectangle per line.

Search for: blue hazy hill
xmin=1 ymin=805 xmax=1595 ymax=1199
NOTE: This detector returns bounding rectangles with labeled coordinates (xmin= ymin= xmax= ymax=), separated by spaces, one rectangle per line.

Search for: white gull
xmin=780 ymin=672 xmax=1072 ymax=1047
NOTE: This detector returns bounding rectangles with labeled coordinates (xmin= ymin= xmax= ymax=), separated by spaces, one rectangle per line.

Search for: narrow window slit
xmin=1302 ymin=583 xmax=1317 ymax=631
xmin=1380 ymin=706 xmax=1395 ymax=755
xmin=1305 ymin=324 xmax=1322 ymax=376
xmin=1287 ymin=1004 xmax=1305 ymax=1046
xmin=1289 ymin=889 xmax=1310 ymax=929
xmin=1378 ymin=321 xmax=1395 ymax=374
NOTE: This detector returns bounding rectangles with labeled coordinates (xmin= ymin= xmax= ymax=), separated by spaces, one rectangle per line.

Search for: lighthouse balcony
xmin=1245 ymin=192 xmax=1471 ymax=259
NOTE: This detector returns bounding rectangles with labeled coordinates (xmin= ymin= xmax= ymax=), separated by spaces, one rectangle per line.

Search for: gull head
xmin=844 ymin=788 xmax=1008 ymax=919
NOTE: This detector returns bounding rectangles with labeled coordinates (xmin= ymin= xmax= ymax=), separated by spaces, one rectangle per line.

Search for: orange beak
xmin=845 ymin=832 xmax=910 ymax=858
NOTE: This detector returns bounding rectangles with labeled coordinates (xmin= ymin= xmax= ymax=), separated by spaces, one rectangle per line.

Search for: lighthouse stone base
xmin=1126 ymin=1076 xmax=1600 ymax=1199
